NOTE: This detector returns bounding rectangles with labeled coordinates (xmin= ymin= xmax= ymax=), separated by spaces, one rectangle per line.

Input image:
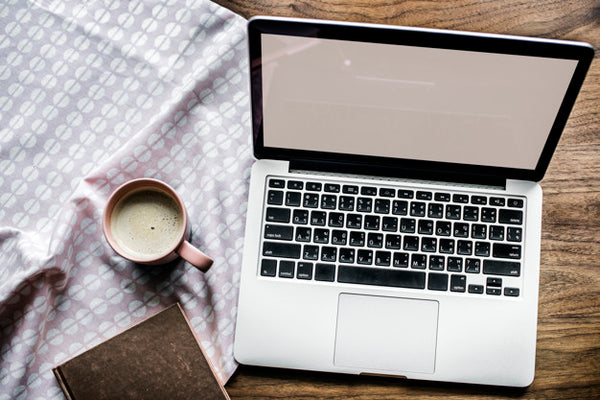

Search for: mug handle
xmin=178 ymin=241 xmax=213 ymax=272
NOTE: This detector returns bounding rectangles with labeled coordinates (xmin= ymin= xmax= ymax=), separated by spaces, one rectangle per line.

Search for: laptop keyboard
xmin=259 ymin=176 xmax=525 ymax=297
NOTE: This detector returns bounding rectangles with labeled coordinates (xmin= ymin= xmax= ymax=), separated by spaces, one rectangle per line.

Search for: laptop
xmin=233 ymin=16 xmax=593 ymax=387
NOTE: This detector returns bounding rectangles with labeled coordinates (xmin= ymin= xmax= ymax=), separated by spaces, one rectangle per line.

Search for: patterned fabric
xmin=0 ymin=0 xmax=251 ymax=398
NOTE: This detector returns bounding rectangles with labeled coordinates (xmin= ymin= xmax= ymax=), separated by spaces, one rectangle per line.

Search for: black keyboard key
xmin=471 ymin=224 xmax=487 ymax=239
xmin=435 ymin=221 xmax=451 ymax=236
xmin=385 ymin=234 xmax=402 ymax=250
xmin=492 ymin=243 xmax=522 ymax=259
xmin=429 ymin=256 xmax=445 ymax=271
xmin=410 ymin=201 xmax=426 ymax=217
xmin=416 ymin=191 xmax=432 ymax=200
xmin=310 ymin=211 xmax=326 ymax=226
xmin=260 ymin=259 xmax=277 ymax=276
xmin=471 ymin=195 xmax=487 ymax=205
xmin=382 ymin=216 xmax=398 ymax=232
xmin=306 ymin=182 xmax=322 ymax=191
xmin=403 ymin=236 xmax=419 ymax=251
xmin=375 ymin=251 xmax=391 ymax=266
xmin=439 ymin=238 xmax=455 ymax=254
xmin=463 ymin=206 xmax=479 ymax=221
xmin=328 ymin=212 xmax=344 ymax=228
xmin=367 ymin=232 xmax=384 ymax=248
xmin=285 ymin=191 xmax=302 ymax=206
xmin=392 ymin=200 xmax=408 ymax=215
xmin=263 ymin=242 xmax=301 ymax=259
xmin=465 ymin=258 xmax=481 ymax=273
xmin=489 ymin=225 xmax=504 ymax=241
xmin=315 ymin=263 xmax=336 ymax=282
xmin=297 ymin=262 xmax=313 ymax=279
xmin=486 ymin=277 xmax=502 ymax=287
xmin=411 ymin=254 xmax=427 ymax=269
xmin=357 ymin=197 xmax=373 ymax=212
xmin=504 ymin=287 xmax=520 ymax=297
xmin=321 ymin=247 xmax=337 ymax=262
xmin=379 ymin=188 xmax=395 ymax=197
xmin=481 ymin=207 xmax=497 ymax=223
xmin=313 ymin=228 xmax=329 ymax=244
xmin=303 ymin=245 xmax=319 ymax=260
xmin=350 ymin=231 xmax=365 ymax=247
xmin=507 ymin=227 xmax=523 ymax=242
xmin=361 ymin=186 xmax=378 ymax=196
xmin=434 ymin=192 xmax=451 ymax=202
xmin=446 ymin=205 xmax=461 ymax=220
xmin=428 ymin=273 xmax=448 ymax=291
xmin=397 ymin=189 xmax=414 ymax=199
xmin=324 ymin=183 xmax=340 ymax=193
xmin=364 ymin=215 xmax=380 ymax=230
xmin=321 ymin=194 xmax=337 ymax=209
xmin=331 ymin=230 xmax=348 ymax=245
xmin=287 ymin=180 xmax=303 ymax=190
xmin=292 ymin=209 xmax=308 ymax=225
xmin=418 ymin=219 xmax=434 ymax=235
xmin=339 ymin=196 xmax=355 ymax=211
xmin=490 ymin=197 xmax=505 ymax=206
xmin=295 ymin=227 xmax=311 ymax=242
xmin=468 ymin=284 xmax=484 ymax=294
xmin=343 ymin=185 xmax=359 ymax=194
xmin=374 ymin=199 xmax=390 ymax=214
xmin=475 ymin=241 xmax=491 ymax=257
xmin=499 ymin=209 xmax=523 ymax=225
xmin=303 ymin=193 xmax=319 ymax=208
xmin=339 ymin=248 xmax=355 ymax=263
xmin=264 ymin=224 xmax=293 ymax=240
xmin=421 ymin=237 xmax=437 ymax=252
xmin=450 ymin=274 xmax=467 ymax=292
xmin=428 ymin=203 xmax=444 ymax=218
xmin=266 ymin=207 xmax=290 ymax=223
xmin=278 ymin=261 xmax=295 ymax=278
xmin=267 ymin=190 xmax=284 ymax=205
xmin=269 ymin=179 xmax=284 ymax=188
xmin=338 ymin=265 xmax=426 ymax=289
xmin=400 ymin=218 xmax=416 ymax=233
xmin=357 ymin=249 xmax=373 ymax=265
xmin=346 ymin=214 xmax=362 ymax=229
xmin=447 ymin=257 xmax=463 ymax=272
xmin=393 ymin=252 xmax=409 ymax=268
xmin=453 ymin=222 xmax=469 ymax=238
xmin=486 ymin=287 xmax=501 ymax=295
xmin=457 ymin=240 xmax=473 ymax=255
xmin=483 ymin=260 xmax=521 ymax=276
xmin=453 ymin=194 xmax=469 ymax=203
xmin=508 ymin=198 xmax=524 ymax=208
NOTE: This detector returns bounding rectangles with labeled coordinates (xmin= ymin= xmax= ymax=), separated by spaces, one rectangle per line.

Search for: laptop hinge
xmin=289 ymin=159 xmax=507 ymax=189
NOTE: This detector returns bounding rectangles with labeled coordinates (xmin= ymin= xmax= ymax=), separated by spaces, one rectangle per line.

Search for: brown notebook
xmin=53 ymin=303 xmax=230 ymax=400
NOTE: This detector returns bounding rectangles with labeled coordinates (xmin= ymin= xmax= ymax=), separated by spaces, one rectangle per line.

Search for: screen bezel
xmin=248 ymin=17 xmax=593 ymax=184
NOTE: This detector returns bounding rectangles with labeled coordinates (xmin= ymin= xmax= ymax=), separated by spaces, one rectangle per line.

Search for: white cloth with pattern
xmin=0 ymin=0 xmax=251 ymax=398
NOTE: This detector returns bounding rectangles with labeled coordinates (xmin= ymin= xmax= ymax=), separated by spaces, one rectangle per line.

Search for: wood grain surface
xmin=219 ymin=1 xmax=600 ymax=398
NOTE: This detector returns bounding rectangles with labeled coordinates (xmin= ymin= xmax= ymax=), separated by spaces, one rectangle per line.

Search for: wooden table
xmin=218 ymin=1 xmax=600 ymax=398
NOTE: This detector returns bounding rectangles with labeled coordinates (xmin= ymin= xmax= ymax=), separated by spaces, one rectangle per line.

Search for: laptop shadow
xmin=226 ymin=365 xmax=529 ymax=398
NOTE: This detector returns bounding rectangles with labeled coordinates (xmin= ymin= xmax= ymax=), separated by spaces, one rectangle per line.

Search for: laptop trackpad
xmin=334 ymin=294 xmax=439 ymax=374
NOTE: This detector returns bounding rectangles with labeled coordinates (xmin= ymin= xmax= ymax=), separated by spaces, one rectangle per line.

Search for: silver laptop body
xmin=234 ymin=16 xmax=593 ymax=387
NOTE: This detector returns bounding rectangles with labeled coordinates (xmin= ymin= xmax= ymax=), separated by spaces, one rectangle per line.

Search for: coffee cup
xmin=102 ymin=178 xmax=213 ymax=272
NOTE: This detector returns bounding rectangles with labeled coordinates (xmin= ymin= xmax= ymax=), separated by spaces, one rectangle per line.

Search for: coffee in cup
xmin=103 ymin=178 xmax=213 ymax=272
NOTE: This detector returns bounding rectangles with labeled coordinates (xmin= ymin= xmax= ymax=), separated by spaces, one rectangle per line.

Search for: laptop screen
xmin=249 ymin=18 xmax=593 ymax=183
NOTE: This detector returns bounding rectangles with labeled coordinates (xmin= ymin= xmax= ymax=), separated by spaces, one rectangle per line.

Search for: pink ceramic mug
xmin=102 ymin=178 xmax=213 ymax=272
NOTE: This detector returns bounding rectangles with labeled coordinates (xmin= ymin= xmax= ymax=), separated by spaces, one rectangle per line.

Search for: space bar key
xmin=337 ymin=265 xmax=426 ymax=289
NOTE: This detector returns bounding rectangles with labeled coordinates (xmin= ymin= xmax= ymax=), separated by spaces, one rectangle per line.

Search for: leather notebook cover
xmin=53 ymin=303 xmax=230 ymax=400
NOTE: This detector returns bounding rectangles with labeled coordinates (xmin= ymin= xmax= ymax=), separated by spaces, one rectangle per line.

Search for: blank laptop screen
xmin=260 ymin=34 xmax=578 ymax=170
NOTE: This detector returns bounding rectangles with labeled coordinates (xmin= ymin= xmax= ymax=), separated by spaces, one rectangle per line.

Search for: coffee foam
xmin=111 ymin=188 xmax=184 ymax=260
